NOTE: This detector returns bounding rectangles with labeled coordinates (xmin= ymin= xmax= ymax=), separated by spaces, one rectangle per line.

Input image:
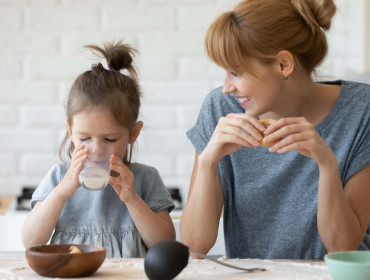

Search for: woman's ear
xmin=129 ymin=121 xmax=143 ymax=144
xmin=276 ymin=50 xmax=295 ymax=79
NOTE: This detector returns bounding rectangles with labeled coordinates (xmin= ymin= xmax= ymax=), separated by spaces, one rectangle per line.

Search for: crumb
xmin=69 ymin=245 xmax=82 ymax=254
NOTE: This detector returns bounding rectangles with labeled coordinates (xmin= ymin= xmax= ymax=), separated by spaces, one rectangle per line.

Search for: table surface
xmin=0 ymin=254 xmax=332 ymax=280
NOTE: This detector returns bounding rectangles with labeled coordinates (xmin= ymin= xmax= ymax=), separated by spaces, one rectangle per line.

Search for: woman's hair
xmin=205 ymin=0 xmax=336 ymax=75
xmin=59 ymin=40 xmax=141 ymax=164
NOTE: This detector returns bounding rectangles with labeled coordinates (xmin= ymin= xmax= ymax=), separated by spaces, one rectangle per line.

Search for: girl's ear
xmin=66 ymin=120 xmax=73 ymax=141
xmin=129 ymin=121 xmax=143 ymax=144
xmin=276 ymin=50 xmax=295 ymax=78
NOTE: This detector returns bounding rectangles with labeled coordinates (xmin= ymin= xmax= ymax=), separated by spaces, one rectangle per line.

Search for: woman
xmin=180 ymin=0 xmax=370 ymax=259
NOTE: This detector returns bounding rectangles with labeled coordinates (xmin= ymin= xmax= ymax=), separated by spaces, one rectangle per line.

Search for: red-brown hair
xmin=205 ymin=0 xmax=336 ymax=74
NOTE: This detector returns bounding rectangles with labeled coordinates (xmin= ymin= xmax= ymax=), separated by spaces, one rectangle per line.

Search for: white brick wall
xmin=0 ymin=0 xmax=369 ymax=205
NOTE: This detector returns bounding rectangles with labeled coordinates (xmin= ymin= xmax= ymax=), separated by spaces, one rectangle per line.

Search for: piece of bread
xmin=69 ymin=245 xmax=82 ymax=254
xmin=258 ymin=119 xmax=281 ymax=147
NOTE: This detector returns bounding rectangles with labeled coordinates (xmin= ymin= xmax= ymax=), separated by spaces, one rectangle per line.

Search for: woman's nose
xmin=222 ymin=83 xmax=236 ymax=95
xmin=222 ymin=75 xmax=236 ymax=95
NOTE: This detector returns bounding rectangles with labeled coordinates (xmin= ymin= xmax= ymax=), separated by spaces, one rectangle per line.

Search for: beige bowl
xmin=26 ymin=244 xmax=106 ymax=278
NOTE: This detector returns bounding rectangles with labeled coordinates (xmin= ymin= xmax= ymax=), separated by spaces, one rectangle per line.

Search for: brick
xmin=175 ymin=105 xmax=203 ymax=129
xmin=178 ymin=6 xmax=226 ymax=31
xmin=176 ymin=154 xmax=195 ymax=177
xmin=20 ymin=105 xmax=65 ymax=127
xmin=0 ymin=152 xmax=16 ymax=175
xmin=0 ymin=58 xmax=23 ymax=80
xmin=140 ymin=104 xmax=175 ymax=129
xmin=0 ymin=7 xmax=22 ymax=31
xmin=0 ymin=179 xmax=20 ymax=195
xmin=20 ymin=153 xmax=58 ymax=175
xmin=140 ymin=81 xmax=210 ymax=104
xmin=179 ymin=57 xmax=224 ymax=80
xmin=61 ymin=34 xmax=136 ymax=55
xmin=134 ymin=154 xmax=175 ymax=177
xmin=26 ymin=7 xmax=99 ymax=31
xmin=26 ymin=56 xmax=90 ymax=80
xmin=0 ymin=0 xmax=27 ymax=5
xmin=0 ymin=129 xmax=55 ymax=151
xmin=0 ymin=82 xmax=56 ymax=104
xmin=138 ymin=55 xmax=177 ymax=80
xmin=102 ymin=7 xmax=175 ymax=31
xmin=138 ymin=33 xmax=204 ymax=56
xmin=0 ymin=105 xmax=18 ymax=126
xmin=0 ymin=34 xmax=59 ymax=54
xmin=62 ymin=0 xmax=135 ymax=5
xmin=141 ymin=0 xmax=217 ymax=4
xmin=136 ymin=130 xmax=193 ymax=154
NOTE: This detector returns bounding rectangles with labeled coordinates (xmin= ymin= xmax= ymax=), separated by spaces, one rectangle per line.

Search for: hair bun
xmin=290 ymin=0 xmax=336 ymax=32
xmin=106 ymin=43 xmax=134 ymax=71
xmin=85 ymin=40 xmax=138 ymax=79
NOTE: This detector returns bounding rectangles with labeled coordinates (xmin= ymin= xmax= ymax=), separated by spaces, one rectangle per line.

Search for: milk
xmin=79 ymin=167 xmax=110 ymax=191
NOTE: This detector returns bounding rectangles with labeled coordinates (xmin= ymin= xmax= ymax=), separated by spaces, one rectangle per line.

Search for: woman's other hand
xmin=263 ymin=117 xmax=337 ymax=167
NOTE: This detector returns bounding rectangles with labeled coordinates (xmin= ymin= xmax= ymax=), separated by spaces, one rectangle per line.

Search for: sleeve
xmin=186 ymin=88 xmax=220 ymax=155
xmin=141 ymin=166 xmax=175 ymax=213
xmin=30 ymin=164 xmax=63 ymax=209
xmin=344 ymin=112 xmax=370 ymax=184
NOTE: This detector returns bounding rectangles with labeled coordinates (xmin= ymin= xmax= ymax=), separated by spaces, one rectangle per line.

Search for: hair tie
xmin=100 ymin=59 xmax=111 ymax=71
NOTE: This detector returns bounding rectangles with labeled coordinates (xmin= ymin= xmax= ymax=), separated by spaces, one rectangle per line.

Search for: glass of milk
xmin=79 ymin=140 xmax=113 ymax=191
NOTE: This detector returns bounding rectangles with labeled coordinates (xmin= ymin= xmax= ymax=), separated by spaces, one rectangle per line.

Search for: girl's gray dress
xmin=31 ymin=162 xmax=175 ymax=258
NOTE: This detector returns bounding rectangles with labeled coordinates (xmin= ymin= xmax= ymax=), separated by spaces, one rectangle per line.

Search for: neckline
xmin=314 ymin=80 xmax=344 ymax=133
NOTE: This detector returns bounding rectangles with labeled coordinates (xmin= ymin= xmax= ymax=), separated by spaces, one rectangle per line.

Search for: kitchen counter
xmin=0 ymin=255 xmax=331 ymax=279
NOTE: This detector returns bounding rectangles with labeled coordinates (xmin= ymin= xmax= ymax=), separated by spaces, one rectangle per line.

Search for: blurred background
xmin=0 ymin=0 xmax=369 ymax=212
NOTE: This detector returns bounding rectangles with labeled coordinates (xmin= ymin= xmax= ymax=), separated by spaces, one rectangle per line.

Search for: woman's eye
xmin=105 ymin=139 xmax=117 ymax=143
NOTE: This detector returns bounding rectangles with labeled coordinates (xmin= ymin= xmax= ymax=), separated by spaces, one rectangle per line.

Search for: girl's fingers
xmin=72 ymin=152 xmax=87 ymax=168
xmin=71 ymin=142 xmax=85 ymax=157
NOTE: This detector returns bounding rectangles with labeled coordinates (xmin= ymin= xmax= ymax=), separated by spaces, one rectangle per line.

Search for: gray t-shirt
xmin=31 ymin=162 xmax=175 ymax=258
xmin=187 ymin=80 xmax=370 ymax=259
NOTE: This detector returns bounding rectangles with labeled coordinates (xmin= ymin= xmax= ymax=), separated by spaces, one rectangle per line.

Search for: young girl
xmin=181 ymin=0 xmax=370 ymax=259
xmin=21 ymin=41 xmax=175 ymax=258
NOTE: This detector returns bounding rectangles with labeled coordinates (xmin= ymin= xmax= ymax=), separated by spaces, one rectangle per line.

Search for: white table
xmin=0 ymin=256 xmax=331 ymax=279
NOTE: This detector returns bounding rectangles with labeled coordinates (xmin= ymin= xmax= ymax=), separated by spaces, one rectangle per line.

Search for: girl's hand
xmin=263 ymin=117 xmax=337 ymax=166
xmin=202 ymin=113 xmax=265 ymax=163
xmin=109 ymin=155 xmax=137 ymax=203
xmin=61 ymin=143 xmax=88 ymax=197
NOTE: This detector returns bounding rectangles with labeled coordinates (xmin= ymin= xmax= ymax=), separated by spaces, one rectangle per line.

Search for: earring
xmin=282 ymin=74 xmax=288 ymax=80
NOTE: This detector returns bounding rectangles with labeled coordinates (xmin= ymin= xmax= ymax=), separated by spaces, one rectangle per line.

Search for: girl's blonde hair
xmin=59 ymin=41 xmax=141 ymax=164
xmin=205 ymin=0 xmax=336 ymax=74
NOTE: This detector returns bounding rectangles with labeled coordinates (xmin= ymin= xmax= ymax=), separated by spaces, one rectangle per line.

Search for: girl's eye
xmin=105 ymin=139 xmax=117 ymax=143
xmin=230 ymin=72 xmax=238 ymax=77
xmin=80 ymin=138 xmax=90 ymax=142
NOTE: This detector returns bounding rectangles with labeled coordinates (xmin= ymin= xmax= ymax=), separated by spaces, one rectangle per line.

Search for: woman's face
xmin=67 ymin=108 xmax=141 ymax=160
xmin=222 ymin=57 xmax=283 ymax=117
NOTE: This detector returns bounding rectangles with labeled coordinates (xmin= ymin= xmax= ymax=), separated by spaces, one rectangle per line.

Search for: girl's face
xmin=222 ymin=57 xmax=283 ymax=117
xmin=67 ymin=108 xmax=142 ymax=160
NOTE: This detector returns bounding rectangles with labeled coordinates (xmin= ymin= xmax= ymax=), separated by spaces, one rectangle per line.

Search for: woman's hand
xmin=263 ymin=117 xmax=337 ymax=167
xmin=109 ymin=155 xmax=137 ymax=203
xmin=202 ymin=113 xmax=265 ymax=163
xmin=61 ymin=143 xmax=87 ymax=197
